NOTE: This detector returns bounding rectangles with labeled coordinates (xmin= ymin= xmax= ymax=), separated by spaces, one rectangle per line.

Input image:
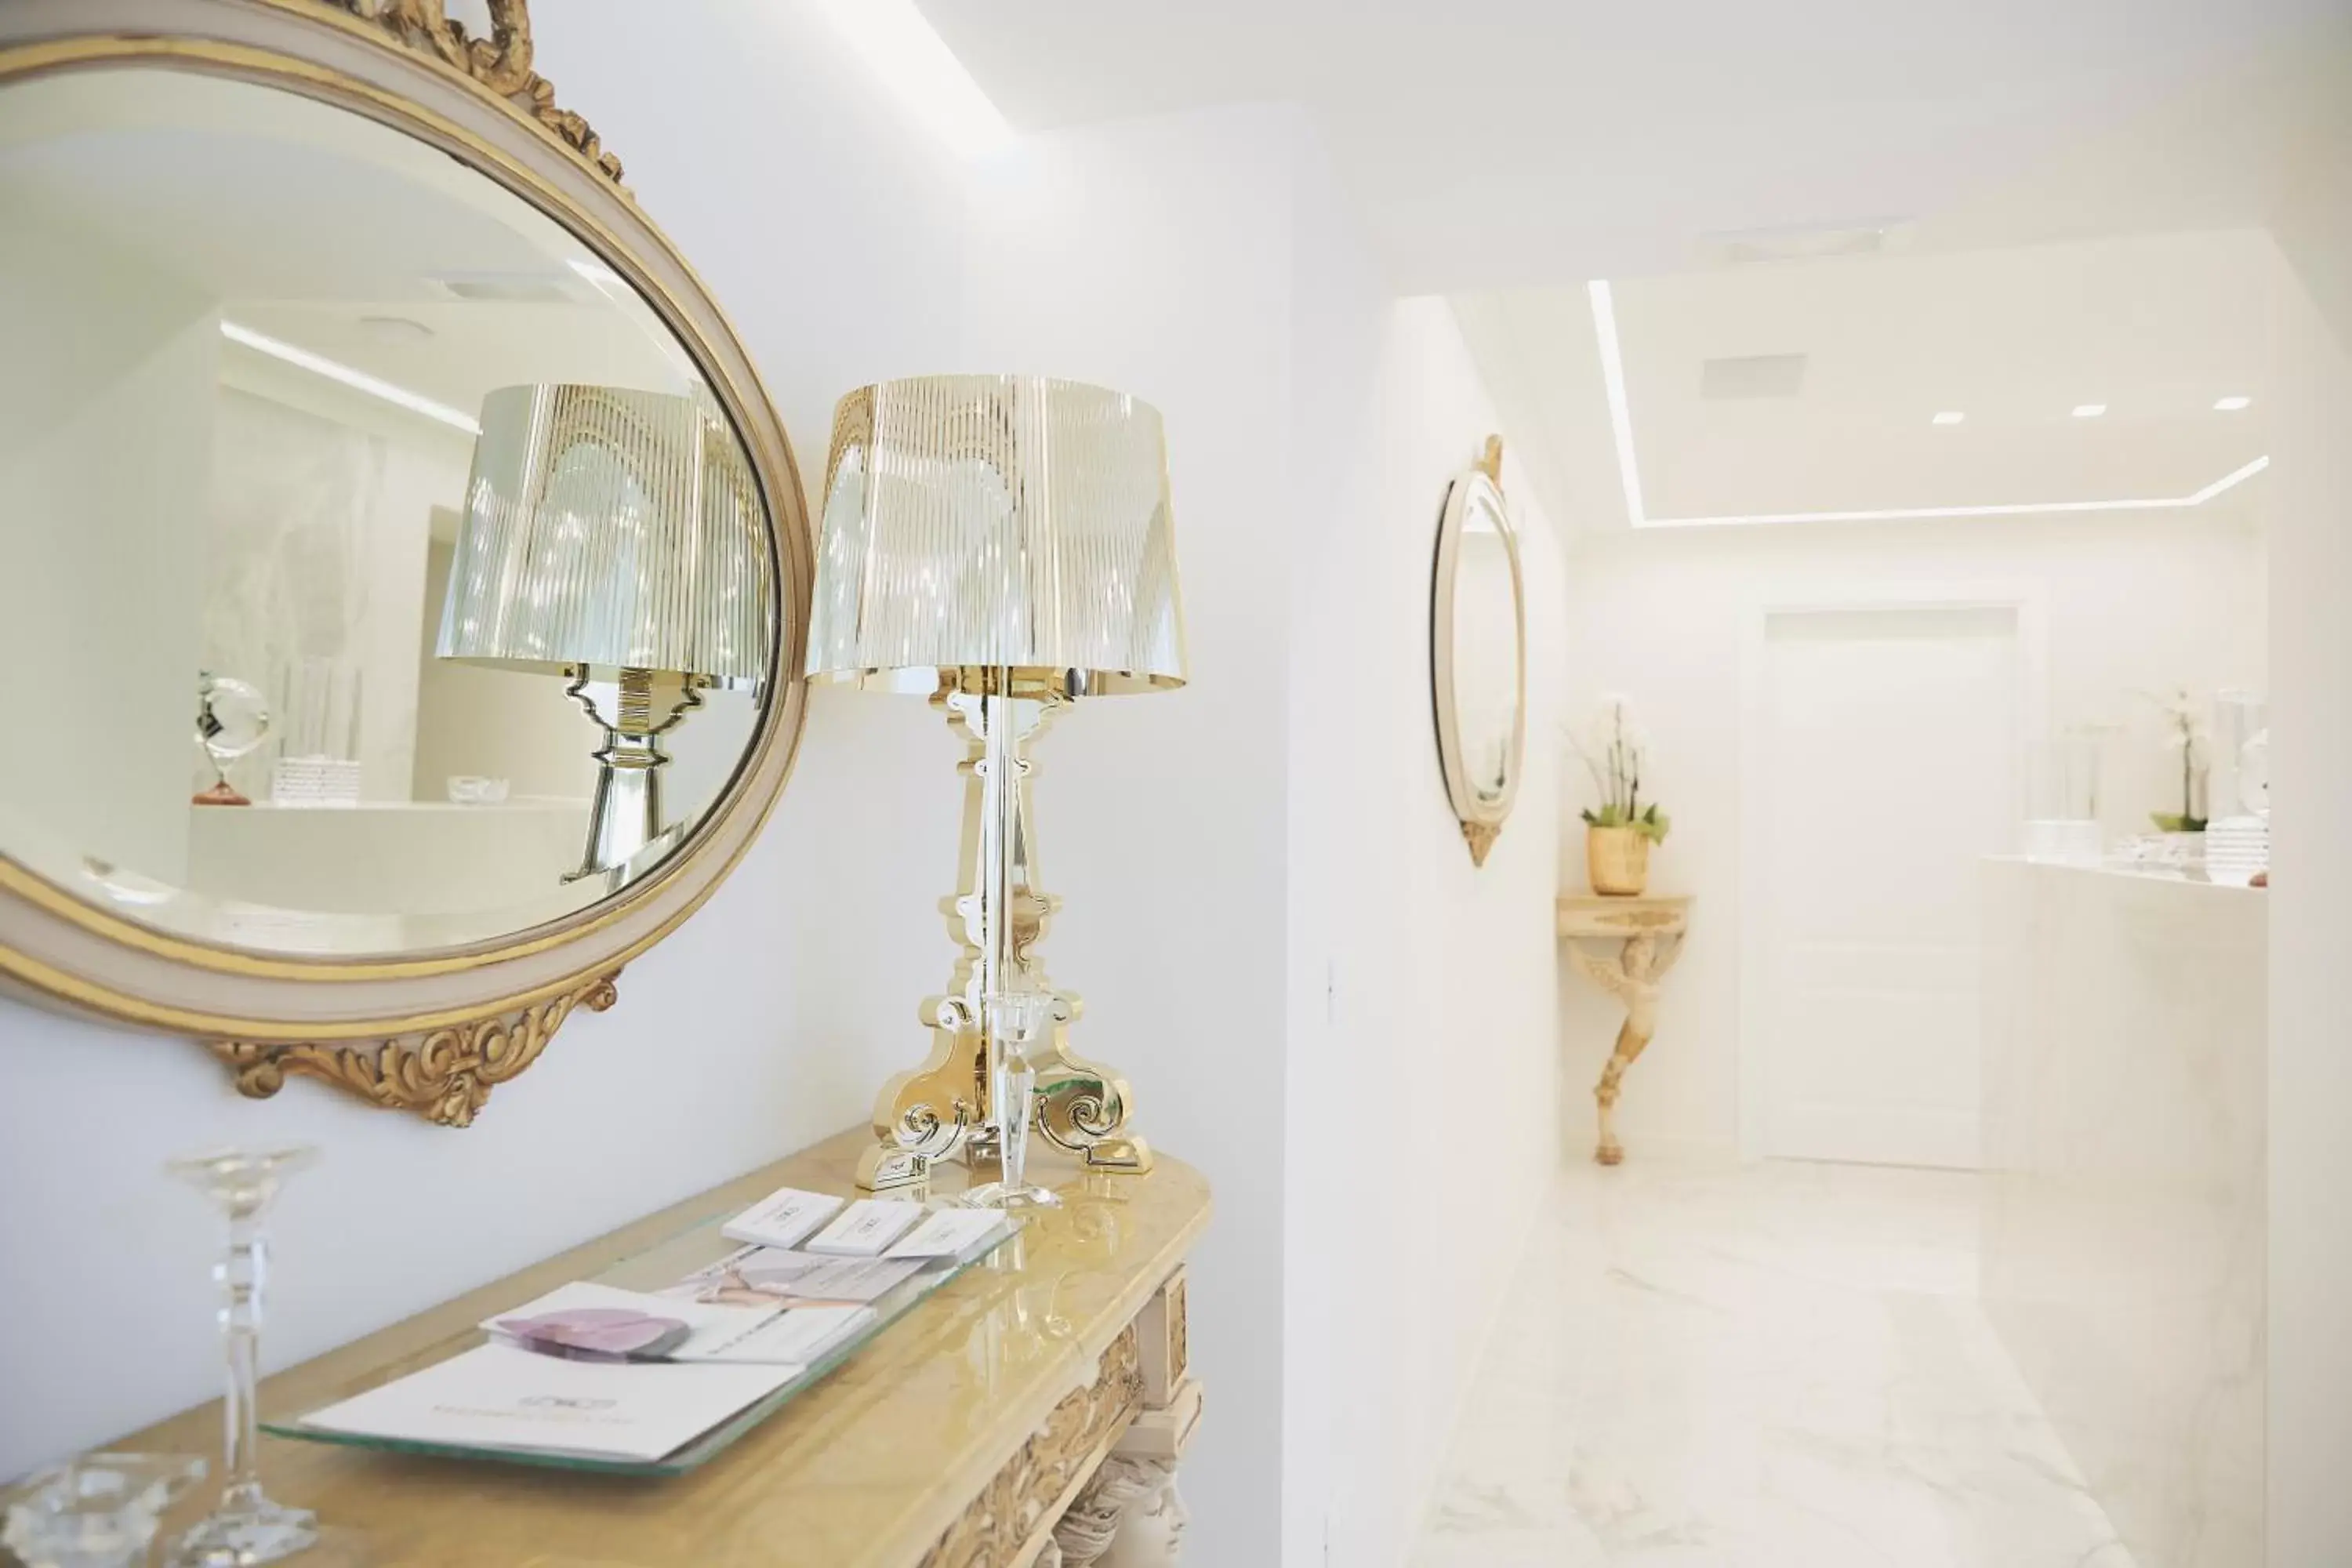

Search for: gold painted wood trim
xmin=0 ymin=3 xmax=817 ymax=1116
xmin=919 ymin=1323 xmax=1146 ymax=1568
xmin=209 ymin=972 xmax=619 ymax=1126
xmin=321 ymin=0 xmax=624 ymax=183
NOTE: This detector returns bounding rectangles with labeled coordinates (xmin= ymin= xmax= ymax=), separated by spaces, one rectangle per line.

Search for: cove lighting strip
xmin=811 ymin=0 xmax=1011 ymax=159
xmin=1585 ymin=280 xmax=2269 ymax=529
xmin=220 ymin=320 xmax=481 ymax=435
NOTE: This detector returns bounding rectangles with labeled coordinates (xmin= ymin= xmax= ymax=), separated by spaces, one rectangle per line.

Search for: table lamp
xmin=437 ymin=383 xmax=771 ymax=883
xmin=807 ymin=375 xmax=1187 ymax=1196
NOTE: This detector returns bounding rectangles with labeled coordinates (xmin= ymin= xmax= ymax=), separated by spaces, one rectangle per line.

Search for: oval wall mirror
xmin=0 ymin=1 xmax=812 ymax=1122
xmin=1431 ymin=436 xmax=1527 ymax=866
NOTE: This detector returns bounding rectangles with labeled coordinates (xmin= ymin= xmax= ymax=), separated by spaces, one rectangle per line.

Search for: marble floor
xmin=1410 ymin=1160 xmax=2137 ymax=1568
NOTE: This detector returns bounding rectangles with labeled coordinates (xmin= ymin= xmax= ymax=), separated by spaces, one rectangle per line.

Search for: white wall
xmin=955 ymin=103 xmax=1305 ymax=1560
xmin=2265 ymin=216 xmax=2352 ymax=1567
xmin=1558 ymin=511 xmax=2267 ymax=1162
xmin=0 ymin=204 xmax=214 ymax=883
xmin=1287 ymin=285 xmax=1568 ymax=1566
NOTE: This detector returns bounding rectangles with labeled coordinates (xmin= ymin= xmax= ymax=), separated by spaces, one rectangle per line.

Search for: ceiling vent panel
xmin=1698 ymin=219 xmax=1913 ymax=267
xmin=1699 ymin=353 xmax=1809 ymax=401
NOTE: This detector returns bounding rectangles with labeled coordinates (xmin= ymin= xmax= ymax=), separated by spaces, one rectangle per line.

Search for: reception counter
xmin=1980 ymin=860 xmax=2266 ymax=1568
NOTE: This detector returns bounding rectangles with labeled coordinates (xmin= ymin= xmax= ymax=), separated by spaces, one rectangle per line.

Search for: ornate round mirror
xmin=1430 ymin=437 xmax=1526 ymax=866
xmin=0 ymin=2 xmax=811 ymax=1122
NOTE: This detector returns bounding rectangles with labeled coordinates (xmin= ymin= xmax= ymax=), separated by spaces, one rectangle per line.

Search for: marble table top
xmin=110 ymin=1127 xmax=1211 ymax=1568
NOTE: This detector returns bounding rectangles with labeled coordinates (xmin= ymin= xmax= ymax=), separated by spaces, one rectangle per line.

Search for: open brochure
xmin=484 ymin=1281 xmax=872 ymax=1367
xmin=284 ymin=1197 xmax=1007 ymax=1466
xmin=297 ymin=1344 xmax=799 ymax=1463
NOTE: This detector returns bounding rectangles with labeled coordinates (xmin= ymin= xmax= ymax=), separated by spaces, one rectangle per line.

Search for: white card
xmin=665 ymin=1246 xmax=927 ymax=1306
xmin=298 ymin=1343 xmax=795 ymax=1462
xmin=884 ymin=1208 xmax=1011 ymax=1261
xmin=717 ymin=1185 xmax=844 ymax=1252
xmin=667 ymin=1303 xmax=873 ymax=1367
xmin=804 ymin=1200 xmax=925 ymax=1257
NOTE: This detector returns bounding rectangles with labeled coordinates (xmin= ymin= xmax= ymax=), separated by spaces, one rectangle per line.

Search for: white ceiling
xmin=919 ymin=1 xmax=2340 ymax=534
xmin=1457 ymin=229 xmax=2277 ymax=532
xmin=0 ymin=68 xmax=695 ymax=419
xmin=917 ymin=0 xmax=2350 ymax=292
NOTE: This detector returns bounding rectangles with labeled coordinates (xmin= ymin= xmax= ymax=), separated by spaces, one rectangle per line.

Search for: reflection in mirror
xmin=1450 ymin=488 xmax=1522 ymax=804
xmin=0 ymin=67 xmax=775 ymax=956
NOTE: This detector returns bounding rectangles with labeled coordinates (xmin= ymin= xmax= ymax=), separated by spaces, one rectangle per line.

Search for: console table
xmin=107 ymin=1128 xmax=1210 ymax=1568
xmin=1558 ymin=895 xmax=1693 ymax=1165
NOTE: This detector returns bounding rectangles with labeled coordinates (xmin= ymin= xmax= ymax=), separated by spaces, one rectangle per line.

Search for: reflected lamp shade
xmin=806 ymin=375 xmax=1186 ymax=695
xmin=437 ymin=383 xmax=773 ymax=685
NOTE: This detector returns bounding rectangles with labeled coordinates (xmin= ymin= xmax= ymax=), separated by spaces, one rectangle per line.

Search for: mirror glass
xmin=1449 ymin=481 xmax=1522 ymax=804
xmin=0 ymin=68 xmax=776 ymax=955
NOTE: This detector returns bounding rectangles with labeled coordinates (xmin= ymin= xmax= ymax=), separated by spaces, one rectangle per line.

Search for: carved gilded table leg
xmin=1050 ymin=1267 xmax=1198 ymax=1568
xmin=1584 ymin=934 xmax=1661 ymax=1167
xmin=1558 ymin=897 xmax=1693 ymax=1167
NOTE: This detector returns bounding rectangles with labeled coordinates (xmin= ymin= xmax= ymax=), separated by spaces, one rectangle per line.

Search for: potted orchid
xmin=1570 ymin=695 xmax=1671 ymax=896
xmin=2142 ymin=688 xmax=2211 ymax=833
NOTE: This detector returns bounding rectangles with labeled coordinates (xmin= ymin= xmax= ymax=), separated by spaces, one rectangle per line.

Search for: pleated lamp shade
xmin=806 ymin=375 xmax=1187 ymax=695
xmin=437 ymin=383 xmax=773 ymax=685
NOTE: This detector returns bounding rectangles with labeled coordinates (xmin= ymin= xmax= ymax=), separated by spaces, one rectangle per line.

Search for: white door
xmin=1754 ymin=605 xmax=2021 ymax=1167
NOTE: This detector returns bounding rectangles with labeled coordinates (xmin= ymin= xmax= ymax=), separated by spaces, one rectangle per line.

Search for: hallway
xmin=1411 ymin=1160 xmax=2135 ymax=1567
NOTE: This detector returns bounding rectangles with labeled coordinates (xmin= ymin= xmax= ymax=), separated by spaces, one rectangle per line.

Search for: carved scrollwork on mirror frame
xmin=328 ymin=0 xmax=624 ymax=183
xmin=210 ymin=972 xmax=620 ymax=1127
xmin=0 ymin=0 xmax=815 ymax=1123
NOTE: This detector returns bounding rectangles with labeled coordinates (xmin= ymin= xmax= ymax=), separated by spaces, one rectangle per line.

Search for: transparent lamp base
xmin=965 ymin=993 xmax=1063 ymax=1212
xmin=168 ymin=1500 xmax=318 ymax=1568
xmin=963 ymin=1180 xmax=1063 ymax=1210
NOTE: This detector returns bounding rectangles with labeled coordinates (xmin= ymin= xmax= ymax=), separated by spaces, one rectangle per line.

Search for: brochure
xmin=297 ymin=1343 xmax=798 ymax=1463
xmin=669 ymin=1302 xmax=873 ymax=1367
xmin=884 ymin=1208 xmax=1012 ymax=1262
xmin=664 ymin=1245 xmax=927 ymax=1306
xmin=804 ymin=1200 xmax=925 ymax=1257
xmin=717 ymin=1185 xmax=844 ymax=1252
xmin=482 ymin=1281 xmax=780 ymax=1363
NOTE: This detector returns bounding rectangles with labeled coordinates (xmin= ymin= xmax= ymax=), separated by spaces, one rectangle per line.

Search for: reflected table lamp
xmin=437 ymin=383 xmax=771 ymax=883
xmin=807 ymin=375 xmax=1187 ymax=1195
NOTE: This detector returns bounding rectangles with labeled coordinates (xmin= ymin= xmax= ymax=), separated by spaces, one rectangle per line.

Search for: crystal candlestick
xmin=4 ymin=1454 xmax=205 ymax=1568
xmin=165 ymin=1146 xmax=320 ymax=1567
xmin=965 ymin=992 xmax=1062 ymax=1210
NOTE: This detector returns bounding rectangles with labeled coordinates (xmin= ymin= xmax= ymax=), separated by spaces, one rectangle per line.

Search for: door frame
xmin=1734 ymin=582 xmax=2050 ymax=1163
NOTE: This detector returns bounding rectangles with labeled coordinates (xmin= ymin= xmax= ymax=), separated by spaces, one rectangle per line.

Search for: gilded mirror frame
xmin=0 ymin=0 xmax=815 ymax=1123
xmin=1430 ymin=436 xmax=1528 ymax=867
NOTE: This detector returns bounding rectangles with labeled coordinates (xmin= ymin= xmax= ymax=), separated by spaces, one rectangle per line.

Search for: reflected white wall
xmin=0 ymin=202 xmax=214 ymax=883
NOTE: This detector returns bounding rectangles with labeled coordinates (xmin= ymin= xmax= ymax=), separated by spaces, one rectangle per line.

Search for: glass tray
xmin=260 ymin=1200 xmax=1012 ymax=1477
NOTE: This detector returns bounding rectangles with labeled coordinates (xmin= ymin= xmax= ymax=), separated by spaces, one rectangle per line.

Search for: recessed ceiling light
xmin=220 ymin=320 xmax=480 ymax=434
xmin=1932 ymin=411 xmax=1965 ymax=426
xmin=1588 ymin=280 xmax=1648 ymax=528
xmin=2214 ymin=395 xmax=2252 ymax=412
xmin=1584 ymin=281 xmax=2269 ymax=529
xmin=2072 ymin=404 xmax=2107 ymax=419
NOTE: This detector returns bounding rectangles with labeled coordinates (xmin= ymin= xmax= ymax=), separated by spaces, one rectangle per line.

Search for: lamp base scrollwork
xmin=860 ymin=685 xmax=1152 ymax=1190
xmin=209 ymin=973 xmax=619 ymax=1127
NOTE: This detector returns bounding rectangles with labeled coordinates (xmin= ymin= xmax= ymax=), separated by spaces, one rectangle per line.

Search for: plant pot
xmin=1588 ymin=825 xmax=1651 ymax=897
